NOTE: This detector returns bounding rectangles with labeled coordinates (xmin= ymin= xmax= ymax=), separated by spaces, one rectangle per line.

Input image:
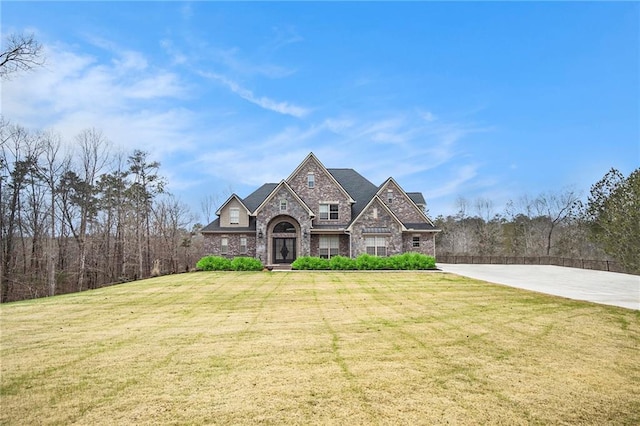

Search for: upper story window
xmin=387 ymin=190 xmax=393 ymax=204
xmin=229 ymin=207 xmax=240 ymax=224
xmin=280 ymin=200 xmax=288 ymax=211
xmin=319 ymin=203 xmax=339 ymax=220
xmin=307 ymin=173 xmax=315 ymax=188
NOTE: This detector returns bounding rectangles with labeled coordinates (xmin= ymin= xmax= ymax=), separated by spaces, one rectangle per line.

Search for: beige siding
xmin=220 ymin=199 xmax=250 ymax=227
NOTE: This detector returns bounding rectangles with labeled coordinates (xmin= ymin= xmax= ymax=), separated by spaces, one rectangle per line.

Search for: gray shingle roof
xmin=242 ymin=183 xmax=278 ymax=212
xmin=201 ymin=165 xmax=434 ymax=232
xmin=407 ymin=192 xmax=426 ymax=206
xmin=201 ymin=216 xmax=257 ymax=233
xmin=327 ymin=168 xmax=378 ymax=219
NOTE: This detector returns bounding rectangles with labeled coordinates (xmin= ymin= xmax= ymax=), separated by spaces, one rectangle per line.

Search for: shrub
xmin=291 ymin=253 xmax=437 ymax=271
xmin=329 ymin=255 xmax=357 ymax=270
xmin=355 ymin=254 xmax=386 ymax=270
xmin=291 ymin=256 xmax=330 ymax=270
xmin=196 ymin=256 xmax=232 ymax=271
xmin=389 ymin=252 xmax=436 ymax=270
xmin=230 ymin=257 xmax=264 ymax=271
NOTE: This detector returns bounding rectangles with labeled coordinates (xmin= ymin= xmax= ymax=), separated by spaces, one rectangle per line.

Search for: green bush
xmin=230 ymin=257 xmax=264 ymax=271
xmin=355 ymin=254 xmax=386 ymax=270
xmin=291 ymin=256 xmax=330 ymax=270
xmin=290 ymin=253 xmax=436 ymax=270
xmin=329 ymin=255 xmax=357 ymax=270
xmin=389 ymin=253 xmax=436 ymax=270
xmin=196 ymin=256 xmax=232 ymax=271
xmin=196 ymin=256 xmax=263 ymax=271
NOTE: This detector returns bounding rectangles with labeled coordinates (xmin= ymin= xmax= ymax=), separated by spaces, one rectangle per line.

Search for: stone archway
xmin=269 ymin=217 xmax=300 ymax=264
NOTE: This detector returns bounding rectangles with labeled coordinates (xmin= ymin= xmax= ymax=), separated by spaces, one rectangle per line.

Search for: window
xmin=307 ymin=173 xmax=315 ymax=188
xmin=412 ymin=236 xmax=420 ymax=248
xmin=319 ymin=236 xmax=339 ymax=259
xmin=280 ymin=200 xmax=287 ymax=211
xmin=319 ymin=203 xmax=339 ymax=220
xmin=240 ymin=237 xmax=247 ymax=254
xmin=221 ymin=238 xmax=228 ymax=255
xmin=365 ymin=236 xmax=387 ymax=257
xmin=387 ymin=190 xmax=393 ymax=204
xmin=229 ymin=207 xmax=239 ymax=225
xmin=372 ymin=207 xmax=378 ymax=219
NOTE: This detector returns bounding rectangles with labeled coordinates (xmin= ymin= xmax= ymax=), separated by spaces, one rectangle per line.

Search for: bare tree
xmin=534 ymin=189 xmax=582 ymax=256
xmin=0 ymin=33 xmax=45 ymax=80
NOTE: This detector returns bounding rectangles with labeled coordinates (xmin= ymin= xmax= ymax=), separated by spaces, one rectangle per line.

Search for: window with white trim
xmin=319 ymin=236 xmax=339 ymax=259
xmin=240 ymin=237 xmax=247 ymax=254
xmin=221 ymin=238 xmax=228 ymax=255
xmin=412 ymin=236 xmax=420 ymax=248
xmin=307 ymin=173 xmax=315 ymax=188
xmin=319 ymin=203 xmax=339 ymax=220
xmin=229 ymin=207 xmax=240 ymax=225
xmin=280 ymin=200 xmax=288 ymax=211
xmin=387 ymin=190 xmax=393 ymax=204
xmin=365 ymin=236 xmax=387 ymax=256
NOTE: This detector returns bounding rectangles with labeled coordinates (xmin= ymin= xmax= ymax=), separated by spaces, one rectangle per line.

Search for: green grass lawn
xmin=1 ymin=271 xmax=638 ymax=425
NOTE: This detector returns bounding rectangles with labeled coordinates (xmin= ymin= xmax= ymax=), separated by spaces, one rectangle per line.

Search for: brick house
xmin=201 ymin=153 xmax=439 ymax=265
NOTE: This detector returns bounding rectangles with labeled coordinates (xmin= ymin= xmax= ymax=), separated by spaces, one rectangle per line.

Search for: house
xmin=201 ymin=153 xmax=439 ymax=265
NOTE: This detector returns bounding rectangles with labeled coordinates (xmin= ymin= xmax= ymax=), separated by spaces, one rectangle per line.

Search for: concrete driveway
xmin=438 ymin=264 xmax=639 ymax=310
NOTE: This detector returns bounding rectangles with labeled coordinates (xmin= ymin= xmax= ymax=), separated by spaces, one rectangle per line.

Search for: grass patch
xmin=1 ymin=271 xmax=639 ymax=424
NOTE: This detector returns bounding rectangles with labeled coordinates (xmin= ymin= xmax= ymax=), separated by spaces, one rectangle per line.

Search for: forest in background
xmin=2 ymin=33 xmax=638 ymax=302
xmin=2 ymin=118 xmax=638 ymax=302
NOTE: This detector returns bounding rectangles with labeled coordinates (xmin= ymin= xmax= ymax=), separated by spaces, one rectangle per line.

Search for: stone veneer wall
xmin=287 ymin=157 xmax=352 ymax=227
xmin=402 ymin=233 xmax=436 ymax=257
xmin=203 ymin=233 xmax=256 ymax=258
xmin=350 ymin=198 xmax=404 ymax=257
xmin=255 ymin=186 xmax=313 ymax=264
xmin=382 ymin=180 xmax=426 ymax=223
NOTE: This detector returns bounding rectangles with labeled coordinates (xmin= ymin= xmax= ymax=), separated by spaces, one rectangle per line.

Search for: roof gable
xmin=287 ymin=153 xmax=355 ymax=204
xmin=348 ymin=195 xmax=406 ymax=232
xmin=378 ymin=177 xmax=435 ymax=227
xmin=253 ymin=180 xmax=315 ymax=217
xmin=215 ymin=193 xmax=250 ymax=216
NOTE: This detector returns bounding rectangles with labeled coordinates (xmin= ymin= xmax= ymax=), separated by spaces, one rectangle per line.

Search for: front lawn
xmin=1 ymin=271 xmax=638 ymax=424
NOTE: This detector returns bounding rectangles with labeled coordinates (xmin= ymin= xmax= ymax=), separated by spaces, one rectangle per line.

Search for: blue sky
xmin=2 ymin=1 xmax=638 ymax=221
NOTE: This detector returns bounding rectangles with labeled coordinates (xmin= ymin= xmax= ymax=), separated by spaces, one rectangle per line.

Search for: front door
xmin=273 ymin=238 xmax=296 ymax=263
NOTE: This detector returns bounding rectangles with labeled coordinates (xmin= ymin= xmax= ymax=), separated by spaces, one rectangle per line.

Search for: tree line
xmin=0 ymin=120 xmax=203 ymax=302
xmin=434 ymin=168 xmax=639 ymax=274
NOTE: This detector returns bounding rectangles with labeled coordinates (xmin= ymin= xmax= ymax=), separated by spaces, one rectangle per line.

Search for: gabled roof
xmin=215 ymin=193 xmax=250 ymax=216
xmin=347 ymin=195 xmax=406 ymax=233
xmin=327 ymin=168 xmax=378 ymax=219
xmin=378 ymin=177 xmax=435 ymax=227
xmin=242 ymin=183 xmax=278 ymax=213
xmin=287 ymin=152 xmax=355 ymax=204
xmin=253 ymin=180 xmax=315 ymax=217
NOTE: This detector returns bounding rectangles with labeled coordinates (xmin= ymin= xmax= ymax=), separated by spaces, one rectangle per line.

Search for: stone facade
xmin=201 ymin=153 xmax=439 ymax=264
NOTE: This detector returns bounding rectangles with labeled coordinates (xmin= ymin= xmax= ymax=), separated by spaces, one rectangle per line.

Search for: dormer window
xmin=307 ymin=173 xmax=315 ymax=188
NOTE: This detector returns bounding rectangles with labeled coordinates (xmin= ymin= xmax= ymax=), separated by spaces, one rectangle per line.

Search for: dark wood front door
xmin=273 ymin=238 xmax=296 ymax=263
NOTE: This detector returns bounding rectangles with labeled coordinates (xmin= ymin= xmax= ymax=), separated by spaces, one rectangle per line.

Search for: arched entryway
xmin=270 ymin=219 xmax=298 ymax=264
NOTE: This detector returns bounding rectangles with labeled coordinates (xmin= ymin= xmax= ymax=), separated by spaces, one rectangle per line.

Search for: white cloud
xmin=198 ymin=71 xmax=310 ymax=118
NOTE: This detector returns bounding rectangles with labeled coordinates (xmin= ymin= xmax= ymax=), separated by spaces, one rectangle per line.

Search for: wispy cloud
xmin=2 ymin=40 xmax=196 ymax=160
xmin=198 ymin=71 xmax=310 ymax=118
